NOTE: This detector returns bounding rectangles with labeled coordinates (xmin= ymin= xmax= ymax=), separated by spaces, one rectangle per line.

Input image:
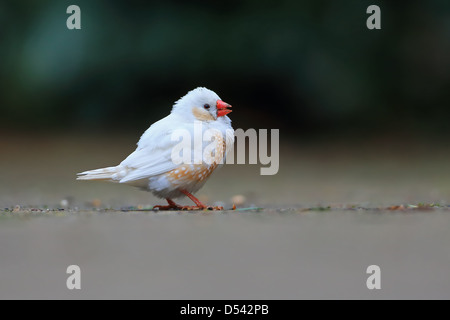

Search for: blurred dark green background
xmin=1 ymin=0 xmax=450 ymax=138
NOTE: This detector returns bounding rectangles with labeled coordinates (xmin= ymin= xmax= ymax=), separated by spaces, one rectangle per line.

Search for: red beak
xmin=216 ymin=100 xmax=232 ymax=117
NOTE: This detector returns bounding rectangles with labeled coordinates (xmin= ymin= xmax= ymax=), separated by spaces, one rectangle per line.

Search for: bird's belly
xmin=147 ymin=135 xmax=228 ymax=199
xmin=165 ymin=163 xmax=218 ymax=186
xmin=147 ymin=164 xmax=217 ymax=199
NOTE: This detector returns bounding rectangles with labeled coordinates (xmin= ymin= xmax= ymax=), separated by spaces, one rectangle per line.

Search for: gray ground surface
xmin=1 ymin=133 xmax=450 ymax=299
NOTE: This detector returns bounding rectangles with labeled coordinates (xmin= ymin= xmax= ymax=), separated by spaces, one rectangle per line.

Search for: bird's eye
xmin=203 ymin=104 xmax=210 ymax=109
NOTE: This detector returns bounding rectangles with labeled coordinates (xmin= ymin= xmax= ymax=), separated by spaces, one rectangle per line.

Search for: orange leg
xmin=180 ymin=190 xmax=206 ymax=208
xmin=180 ymin=189 xmax=223 ymax=210
xmin=152 ymin=191 xmax=224 ymax=211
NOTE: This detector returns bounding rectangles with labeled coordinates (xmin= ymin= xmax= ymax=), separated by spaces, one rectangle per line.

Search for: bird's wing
xmin=118 ymin=115 xmax=185 ymax=183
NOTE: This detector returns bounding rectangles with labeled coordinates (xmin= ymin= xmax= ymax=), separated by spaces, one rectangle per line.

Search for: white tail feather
xmin=77 ymin=166 xmax=122 ymax=181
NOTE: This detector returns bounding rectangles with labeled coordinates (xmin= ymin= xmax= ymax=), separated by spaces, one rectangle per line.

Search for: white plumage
xmin=77 ymin=87 xmax=234 ymax=209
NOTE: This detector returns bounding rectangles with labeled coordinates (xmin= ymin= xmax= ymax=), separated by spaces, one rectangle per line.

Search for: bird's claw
xmin=180 ymin=205 xmax=224 ymax=211
xmin=208 ymin=206 xmax=224 ymax=210
xmin=153 ymin=205 xmax=224 ymax=211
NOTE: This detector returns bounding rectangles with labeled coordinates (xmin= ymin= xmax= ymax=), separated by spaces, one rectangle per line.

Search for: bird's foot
xmin=205 ymin=206 xmax=224 ymax=211
xmin=179 ymin=205 xmax=224 ymax=211
xmin=152 ymin=199 xmax=183 ymax=211
xmin=178 ymin=189 xmax=224 ymax=210
xmin=152 ymin=198 xmax=223 ymax=211
xmin=153 ymin=204 xmax=224 ymax=211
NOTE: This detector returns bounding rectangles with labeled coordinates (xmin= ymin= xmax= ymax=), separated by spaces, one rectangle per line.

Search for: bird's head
xmin=172 ymin=87 xmax=232 ymax=122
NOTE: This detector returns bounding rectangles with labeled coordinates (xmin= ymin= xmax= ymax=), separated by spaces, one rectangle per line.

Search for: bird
xmin=77 ymin=87 xmax=234 ymax=210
